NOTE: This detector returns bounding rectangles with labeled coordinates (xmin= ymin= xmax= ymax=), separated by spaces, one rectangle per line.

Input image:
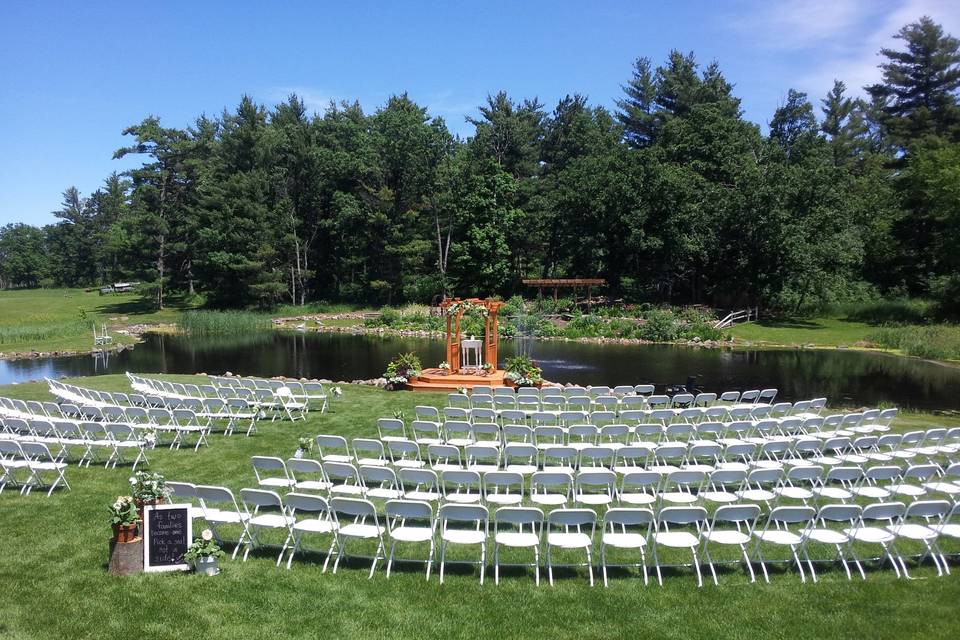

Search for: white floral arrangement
xmin=142 ymin=431 xmax=157 ymax=448
xmin=445 ymin=300 xmax=490 ymax=318
xmin=332 ymin=386 xmax=342 ymax=398
xmin=439 ymin=361 xmax=451 ymax=371
xmin=456 ymin=386 xmax=468 ymax=395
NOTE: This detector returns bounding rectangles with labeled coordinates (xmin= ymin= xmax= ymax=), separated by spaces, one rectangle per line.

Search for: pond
xmin=2 ymin=331 xmax=959 ymax=410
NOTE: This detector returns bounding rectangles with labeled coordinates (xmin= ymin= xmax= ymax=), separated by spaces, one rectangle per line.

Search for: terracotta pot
xmin=112 ymin=523 xmax=139 ymax=543
xmin=406 ymin=375 xmax=419 ymax=384
xmin=134 ymin=497 xmax=167 ymax=531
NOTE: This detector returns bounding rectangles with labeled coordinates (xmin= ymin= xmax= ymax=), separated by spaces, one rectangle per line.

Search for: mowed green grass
xmin=729 ymin=317 xmax=878 ymax=347
xmin=1 ymin=375 xmax=960 ymax=640
xmin=0 ymin=289 xmax=187 ymax=354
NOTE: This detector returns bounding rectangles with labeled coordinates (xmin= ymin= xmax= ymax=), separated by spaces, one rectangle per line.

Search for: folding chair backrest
xmin=604 ymin=507 xmax=654 ymax=529
xmin=712 ymin=504 xmax=760 ymax=526
xmin=439 ymin=503 xmax=488 ymax=527
xmin=240 ymin=488 xmax=283 ymax=511
xmin=548 ymin=508 xmax=596 ymax=530
xmin=331 ymin=497 xmax=378 ymax=520
xmin=768 ymin=506 xmax=816 ymax=525
xmin=861 ymin=501 xmax=905 ymax=522
xmin=285 ymin=492 xmax=333 ymax=520
xmin=658 ymin=506 xmax=707 ymax=526
xmin=385 ymin=499 xmax=433 ymax=524
xmin=904 ymin=499 xmax=950 ymax=519
xmin=817 ymin=504 xmax=861 ymax=523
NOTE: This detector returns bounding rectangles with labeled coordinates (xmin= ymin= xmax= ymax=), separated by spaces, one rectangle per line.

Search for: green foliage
xmin=182 ymin=532 xmax=226 ymax=563
xmin=383 ymin=352 xmax=422 ymax=383
xmin=869 ymin=325 xmax=960 ymax=360
xmin=1 ymin=17 xmax=958 ymax=319
xmin=840 ymin=299 xmax=933 ymax=325
xmin=636 ymin=309 xmax=681 ymax=341
xmin=107 ymin=495 xmax=139 ymax=526
xmin=503 ymin=355 xmax=543 ymax=385
xmin=178 ymin=310 xmax=272 ymax=336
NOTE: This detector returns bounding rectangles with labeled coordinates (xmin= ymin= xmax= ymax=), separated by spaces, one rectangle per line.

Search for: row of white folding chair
xmin=250 ymin=455 xmax=937 ymax=516
xmin=166 ymin=485 xmax=960 ymax=585
xmin=208 ymin=377 xmax=329 ymax=412
xmin=1 ymin=419 xmax=149 ymax=469
xmin=0 ymin=439 xmax=71 ymax=496
xmin=371 ymin=422 xmax=938 ymax=468
xmin=449 ymin=391 xmax=796 ymax=414
xmin=467 ymin=385 xmax=778 ymax=405
xmin=57 ymin=404 xmax=211 ymax=448
xmin=328 ymin=430 xmax=956 ymax=481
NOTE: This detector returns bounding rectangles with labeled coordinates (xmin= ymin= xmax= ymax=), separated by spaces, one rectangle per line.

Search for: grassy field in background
xmin=0 ymin=289 xmax=188 ymax=354
xmin=728 ymin=317 xmax=877 ymax=347
xmin=1 ymin=375 xmax=959 ymax=639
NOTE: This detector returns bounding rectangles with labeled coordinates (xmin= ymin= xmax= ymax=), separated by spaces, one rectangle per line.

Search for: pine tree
xmin=615 ymin=57 xmax=658 ymax=147
xmin=866 ymin=16 xmax=960 ymax=147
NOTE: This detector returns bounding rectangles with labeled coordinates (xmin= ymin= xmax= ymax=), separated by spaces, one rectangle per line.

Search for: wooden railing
xmin=714 ymin=307 xmax=758 ymax=329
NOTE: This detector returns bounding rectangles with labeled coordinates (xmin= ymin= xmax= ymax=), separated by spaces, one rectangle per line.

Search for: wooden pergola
xmin=522 ymin=278 xmax=606 ymax=310
xmin=439 ymin=298 xmax=504 ymax=374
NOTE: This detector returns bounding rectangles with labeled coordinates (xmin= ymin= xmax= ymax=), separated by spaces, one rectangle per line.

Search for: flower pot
xmin=112 ymin=523 xmax=139 ymax=543
xmin=406 ymin=375 xmax=419 ymax=383
xmin=194 ymin=556 xmax=220 ymax=576
xmin=135 ymin=497 xmax=166 ymax=532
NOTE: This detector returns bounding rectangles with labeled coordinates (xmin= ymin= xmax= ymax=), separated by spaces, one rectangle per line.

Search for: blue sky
xmin=1 ymin=0 xmax=958 ymax=226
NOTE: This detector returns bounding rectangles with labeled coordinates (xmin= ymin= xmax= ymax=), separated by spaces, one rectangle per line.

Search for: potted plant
xmin=481 ymin=363 xmax=494 ymax=375
xmin=383 ymin=352 xmax=423 ymax=390
xmin=183 ymin=529 xmax=225 ymax=576
xmin=438 ymin=361 xmax=451 ymax=375
xmin=504 ymin=355 xmax=544 ymax=388
xmin=129 ymin=471 xmax=173 ymax=522
xmin=108 ymin=495 xmax=140 ymax=543
xmin=393 ymin=409 xmax=405 ymax=420
xmin=295 ymin=436 xmax=314 ymax=458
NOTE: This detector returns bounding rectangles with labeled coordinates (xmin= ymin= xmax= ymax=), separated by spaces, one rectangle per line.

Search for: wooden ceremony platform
xmin=405 ymin=368 xmax=507 ymax=392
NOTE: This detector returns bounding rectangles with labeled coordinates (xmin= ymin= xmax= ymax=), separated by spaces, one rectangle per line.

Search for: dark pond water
xmin=1 ymin=332 xmax=959 ymax=410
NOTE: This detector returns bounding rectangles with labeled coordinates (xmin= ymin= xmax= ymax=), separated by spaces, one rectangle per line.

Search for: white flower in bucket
xmin=332 ymin=386 xmax=342 ymax=398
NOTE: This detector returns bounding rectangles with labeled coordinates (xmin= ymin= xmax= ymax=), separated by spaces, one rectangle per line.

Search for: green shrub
xmin=682 ymin=322 xmax=726 ymax=341
xmin=842 ymin=299 xmax=932 ymax=325
xmin=637 ymin=309 xmax=680 ymax=341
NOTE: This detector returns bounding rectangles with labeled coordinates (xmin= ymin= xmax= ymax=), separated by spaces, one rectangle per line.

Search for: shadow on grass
xmin=751 ymin=318 xmax=824 ymax=330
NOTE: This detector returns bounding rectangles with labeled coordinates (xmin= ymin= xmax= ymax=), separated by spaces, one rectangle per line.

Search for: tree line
xmin=1 ymin=16 xmax=958 ymax=316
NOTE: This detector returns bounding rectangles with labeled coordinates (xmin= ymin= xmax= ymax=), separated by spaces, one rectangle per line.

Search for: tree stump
xmin=108 ymin=537 xmax=144 ymax=576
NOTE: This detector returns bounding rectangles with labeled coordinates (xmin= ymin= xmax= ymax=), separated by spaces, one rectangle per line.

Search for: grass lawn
xmin=1 ymin=374 xmax=959 ymax=639
xmin=729 ymin=317 xmax=878 ymax=348
xmin=0 ymin=288 xmax=189 ymax=355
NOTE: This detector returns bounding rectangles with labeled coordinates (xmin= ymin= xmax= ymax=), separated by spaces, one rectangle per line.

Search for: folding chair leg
xmin=479 ymin=543 xmax=486 ymax=585
xmin=494 ymin=543 xmax=500 ymax=585
xmin=386 ymin=541 xmax=396 ymax=578
xmin=586 ymin=547 xmax=593 ymax=587
xmin=439 ymin=541 xmax=446 ymax=585
xmin=742 ymin=546 xmax=756 ymax=583
xmin=426 ymin=541 xmax=434 ymax=581
xmin=534 ymin=547 xmax=540 ymax=586
xmin=691 ymin=548 xmax=703 ymax=588
xmin=322 ymin=536 xmax=337 ymax=573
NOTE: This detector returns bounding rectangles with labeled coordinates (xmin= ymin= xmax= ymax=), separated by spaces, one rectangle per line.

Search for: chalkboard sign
xmin=143 ymin=504 xmax=191 ymax=572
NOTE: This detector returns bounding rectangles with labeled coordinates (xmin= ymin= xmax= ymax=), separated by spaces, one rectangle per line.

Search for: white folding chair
xmin=493 ymin=506 xmax=543 ymax=585
xmin=281 ymin=492 xmax=338 ymax=570
xmin=545 ymin=508 xmax=596 ymax=586
xmin=438 ymin=503 xmax=489 ymax=585
xmin=239 ymin=489 xmax=294 ymax=563
xmin=384 ymin=499 xmax=436 ymax=580
xmin=600 ymin=507 xmax=653 ymax=586
xmin=652 ymin=506 xmax=708 ymax=587
xmin=752 ymin=506 xmax=816 ymax=583
xmin=330 ymin=497 xmax=386 ymax=578
xmin=700 ymin=504 xmax=760 ymax=585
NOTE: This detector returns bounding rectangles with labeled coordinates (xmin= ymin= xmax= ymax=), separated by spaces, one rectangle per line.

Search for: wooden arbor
xmin=440 ymin=298 xmax=504 ymax=374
